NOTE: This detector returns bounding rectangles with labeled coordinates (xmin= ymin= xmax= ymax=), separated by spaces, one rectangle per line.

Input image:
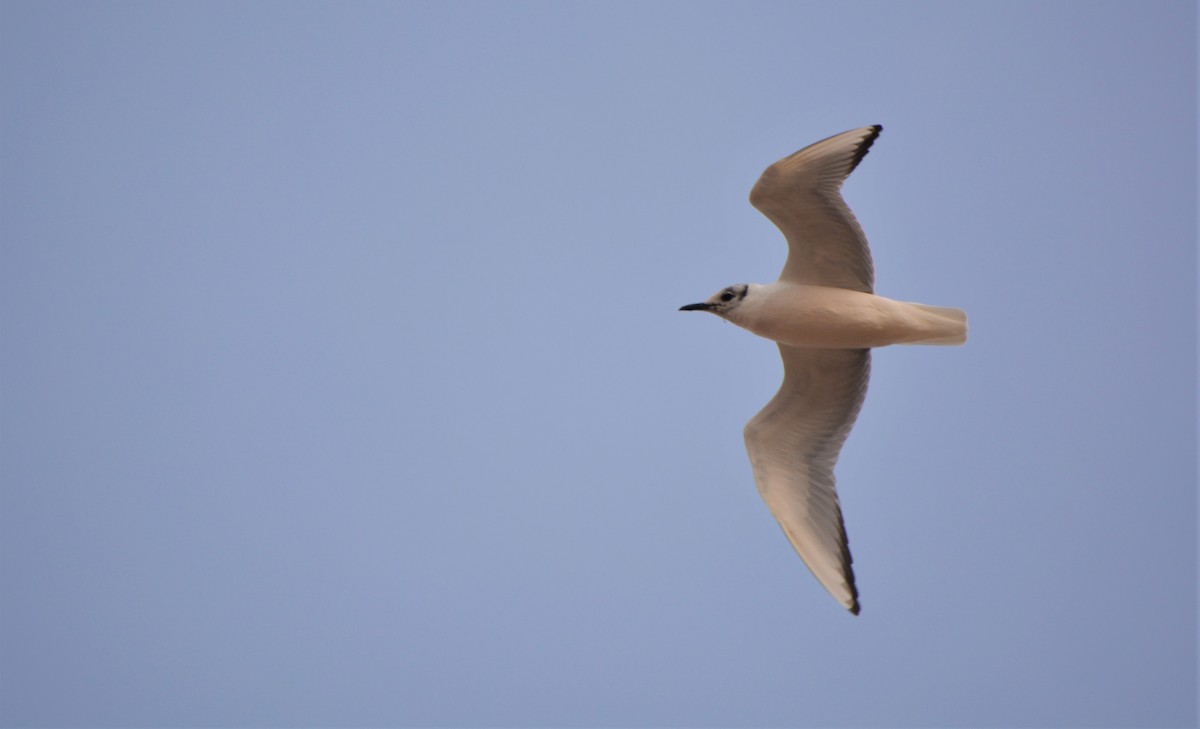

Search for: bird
xmin=679 ymin=125 xmax=967 ymax=615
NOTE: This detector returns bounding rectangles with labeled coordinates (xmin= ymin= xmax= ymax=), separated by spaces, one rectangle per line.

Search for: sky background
xmin=1 ymin=1 xmax=1196 ymax=727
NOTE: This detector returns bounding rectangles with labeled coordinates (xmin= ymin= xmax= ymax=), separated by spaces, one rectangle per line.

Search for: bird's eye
xmin=720 ymin=291 xmax=735 ymax=302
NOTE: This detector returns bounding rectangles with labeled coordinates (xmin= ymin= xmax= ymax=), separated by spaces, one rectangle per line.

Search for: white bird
xmin=680 ymin=125 xmax=966 ymax=614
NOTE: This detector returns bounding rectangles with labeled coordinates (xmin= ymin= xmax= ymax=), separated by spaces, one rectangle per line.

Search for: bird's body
xmin=727 ymin=282 xmax=966 ymax=349
xmin=680 ymin=125 xmax=966 ymax=615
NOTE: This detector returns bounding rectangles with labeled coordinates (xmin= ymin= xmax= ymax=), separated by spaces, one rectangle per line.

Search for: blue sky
xmin=1 ymin=1 xmax=1195 ymax=726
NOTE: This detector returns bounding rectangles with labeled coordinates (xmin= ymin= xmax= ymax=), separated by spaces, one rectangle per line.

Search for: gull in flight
xmin=680 ymin=125 xmax=967 ymax=614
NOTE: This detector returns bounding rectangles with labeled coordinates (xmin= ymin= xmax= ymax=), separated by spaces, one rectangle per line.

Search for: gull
xmin=679 ymin=125 xmax=966 ymax=615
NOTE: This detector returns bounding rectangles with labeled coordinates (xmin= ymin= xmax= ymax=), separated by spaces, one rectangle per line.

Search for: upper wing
xmin=748 ymin=125 xmax=881 ymax=293
xmin=743 ymin=345 xmax=871 ymax=614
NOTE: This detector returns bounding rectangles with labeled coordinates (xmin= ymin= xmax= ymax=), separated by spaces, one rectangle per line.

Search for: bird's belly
xmin=742 ymin=287 xmax=928 ymax=348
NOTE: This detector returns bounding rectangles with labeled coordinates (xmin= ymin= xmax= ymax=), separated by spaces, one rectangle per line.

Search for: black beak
xmin=679 ymin=303 xmax=712 ymax=311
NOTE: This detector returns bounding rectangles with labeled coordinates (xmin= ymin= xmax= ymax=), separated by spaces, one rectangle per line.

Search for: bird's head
xmin=679 ymin=284 xmax=752 ymax=319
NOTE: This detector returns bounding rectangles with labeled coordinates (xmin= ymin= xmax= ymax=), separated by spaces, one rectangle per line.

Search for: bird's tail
xmin=900 ymin=303 xmax=968 ymax=346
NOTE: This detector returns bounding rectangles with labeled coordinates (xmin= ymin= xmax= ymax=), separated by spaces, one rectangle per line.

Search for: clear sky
xmin=1 ymin=1 xmax=1195 ymax=727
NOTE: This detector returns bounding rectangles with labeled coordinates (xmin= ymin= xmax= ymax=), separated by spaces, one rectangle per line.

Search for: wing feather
xmin=743 ymin=346 xmax=870 ymax=614
xmin=748 ymin=125 xmax=881 ymax=293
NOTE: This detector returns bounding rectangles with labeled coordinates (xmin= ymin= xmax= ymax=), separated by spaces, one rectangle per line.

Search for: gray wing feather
xmin=743 ymin=345 xmax=871 ymax=614
xmin=748 ymin=125 xmax=881 ymax=294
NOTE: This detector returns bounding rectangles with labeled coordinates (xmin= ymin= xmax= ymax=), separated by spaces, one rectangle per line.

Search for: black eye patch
xmin=720 ymin=291 xmax=735 ymax=302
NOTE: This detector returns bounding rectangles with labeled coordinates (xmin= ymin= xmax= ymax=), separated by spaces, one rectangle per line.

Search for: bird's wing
xmin=743 ymin=345 xmax=870 ymax=614
xmin=748 ymin=125 xmax=881 ymax=293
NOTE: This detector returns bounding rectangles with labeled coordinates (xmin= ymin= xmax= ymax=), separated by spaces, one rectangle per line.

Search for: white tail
xmin=902 ymin=303 xmax=968 ymax=346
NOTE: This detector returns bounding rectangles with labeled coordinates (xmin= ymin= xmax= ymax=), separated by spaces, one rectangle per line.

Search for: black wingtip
xmin=847 ymin=124 xmax=883 ymax=174
xmin=849 ymin=602 xmax=861 ymax=616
